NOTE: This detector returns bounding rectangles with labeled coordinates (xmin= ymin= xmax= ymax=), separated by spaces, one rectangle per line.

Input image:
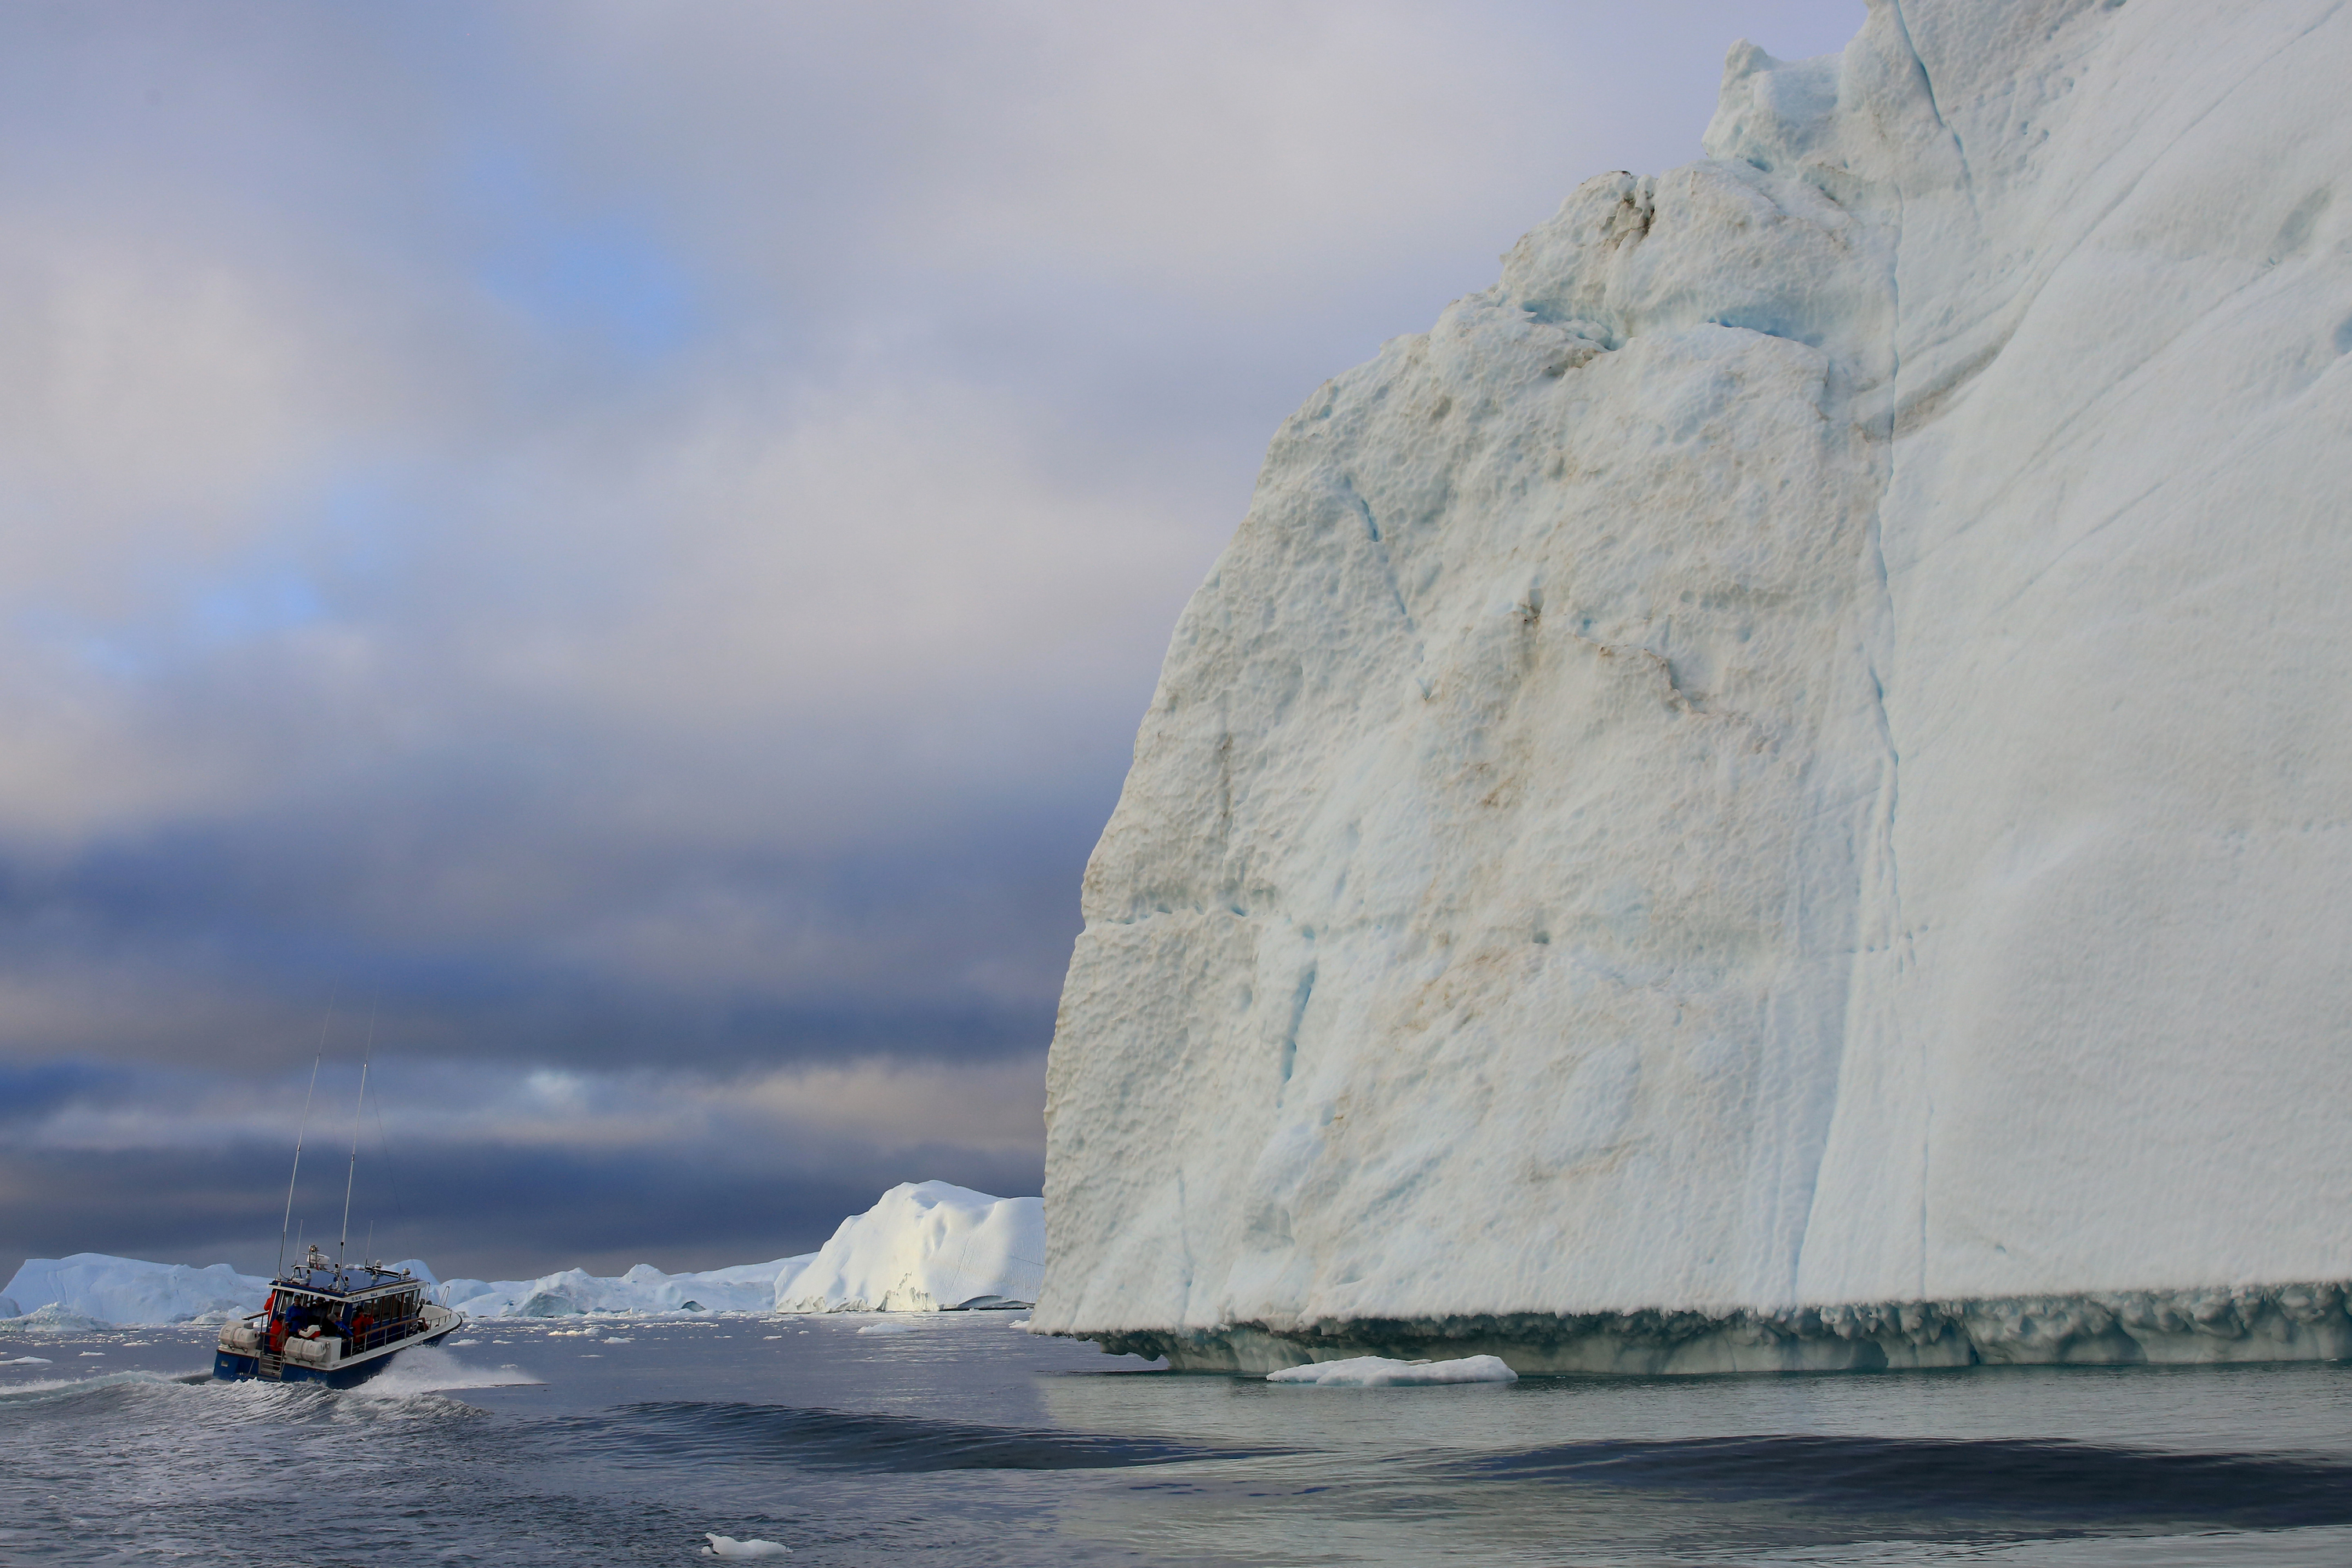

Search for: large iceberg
xmin=1 ymin=1253 xmax=433 ymax=1326
xmin=1036 ymin=0 xmax=2352 ymax=1373
xmin=439 ymin=1181 xmax=1043 ymax=1317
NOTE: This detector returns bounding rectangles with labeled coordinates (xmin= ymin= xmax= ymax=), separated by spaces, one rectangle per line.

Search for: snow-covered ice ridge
xmin=5 ymin=1181 xmax=1040 ymax=1325
xmin=1037 ymin=0 xmax=2352 ymax=1373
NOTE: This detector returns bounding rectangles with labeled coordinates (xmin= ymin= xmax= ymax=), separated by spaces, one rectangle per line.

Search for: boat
xmin=214 ymin=1243 xmax=463 ymax=1388
xmin=213 ymin=1042 xmax=462 ymax=1387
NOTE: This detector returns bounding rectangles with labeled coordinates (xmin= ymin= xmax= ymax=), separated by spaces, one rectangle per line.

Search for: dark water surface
xmin=4 ymin=1314 xmax=2349 ymax=1564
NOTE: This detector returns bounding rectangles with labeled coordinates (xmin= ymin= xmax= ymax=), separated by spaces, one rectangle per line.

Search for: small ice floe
xmin=854 ymin=1323 xmax=912 ymax=1336
xmin=601 ymin=1336 xmax=633 ymax=1344
xmin=449 ymin=1338 xmax=481 ymax=1347
xmin=1266 ymin=1355 xmax=1517 ymax=1388
xmin=1 ymin=1356 xmax=51 ymax=1366
xmin=78 ymin=1352 xmax=104 ymax=1358
xmin=1007 ymin=1319 xmax=1030 ymax=1330
xmin=702 ymin=1534 xmax=790 ymax=1557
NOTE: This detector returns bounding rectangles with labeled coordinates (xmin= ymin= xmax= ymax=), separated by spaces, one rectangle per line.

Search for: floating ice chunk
xmin=601 ymin=1337 xmax=633 ymax=1344
xmin=77 ymin=1352 xmax=103 ymax=1358
xmin=855 ymin=1323 xmax=913 ymax=1336
xmin=703 ymin=1534 xmax=790 ymax=1557
xmin=448 ymin=1338 xmax=481 ymax=1347
xmin=6 ymin=1304 xmax=116 ymax=1334
xmin=1267 ymin=1356 xmax=1518 ymax=1388
xmin=0 ymin=1356 xmax=51 ymax=1366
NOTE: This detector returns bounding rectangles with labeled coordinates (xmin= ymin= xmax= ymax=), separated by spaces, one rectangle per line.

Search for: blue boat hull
xmin=212 ymin=1319 xmax=461 ymax=1389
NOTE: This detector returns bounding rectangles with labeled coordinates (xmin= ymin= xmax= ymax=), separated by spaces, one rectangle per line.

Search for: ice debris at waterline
xmin=1034 ymin=0 xmax=2352 ymax=1374
xmin=702 ymin=1537 xmax=791 ymax=1559
xmin=439 ymin=1181 xmax=1043 ymax=1318
xmin=1268 ymin=1356 xmax=1517 ymax=1388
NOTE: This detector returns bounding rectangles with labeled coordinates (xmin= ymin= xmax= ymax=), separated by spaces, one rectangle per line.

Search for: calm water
xmin=4 ymin=1313 xmax=2350 ymax=1565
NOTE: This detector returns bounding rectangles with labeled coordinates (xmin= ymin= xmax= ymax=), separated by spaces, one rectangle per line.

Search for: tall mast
xmin=276 ymin=1055 xmax=322 ymax=1277
xmin=338 ymin=1012 xmax=375 ymax=1276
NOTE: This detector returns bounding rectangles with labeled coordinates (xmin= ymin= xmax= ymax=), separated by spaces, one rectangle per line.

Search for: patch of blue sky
xmin=463 ymin=146 xmax=702 ymax=368
xmin=188 ymin=569 xmax=327 ymax=646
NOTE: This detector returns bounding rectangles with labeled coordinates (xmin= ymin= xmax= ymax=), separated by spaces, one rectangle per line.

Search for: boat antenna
xmin=338 ymin=1010 xmax=376 ymax=1277
xmin=276 ymin=1054 xmax=323 ymax=1278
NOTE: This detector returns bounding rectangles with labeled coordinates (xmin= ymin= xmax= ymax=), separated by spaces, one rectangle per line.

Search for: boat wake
xmin=353 ymin=1345 xmax=543 ymax=1396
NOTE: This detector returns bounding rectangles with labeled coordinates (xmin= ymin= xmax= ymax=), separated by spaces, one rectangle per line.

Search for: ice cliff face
xmin=1037 ymin=0 xmax=2352 ymax=1372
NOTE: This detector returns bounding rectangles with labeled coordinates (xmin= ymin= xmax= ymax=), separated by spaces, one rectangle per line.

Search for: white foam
xmin=854 ymin=1323 xmax=913 ymax=1336
xmin=355 ymin=1346 xmax=545 ymax=1396
xmin=1267 ymin=1356 xmax=1517 ymax=1388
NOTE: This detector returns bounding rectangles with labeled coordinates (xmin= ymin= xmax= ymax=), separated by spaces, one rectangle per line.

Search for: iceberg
xmin=1036 ymin=0 xmax=2352 ymax=1373
xmin=775 ymin=1181 xmax=1044 ymax=1313
xmin=438 ymin=1258 xmax=798 ymax=1319
xmin=3 ymin=1254 xmax=269 ymax=1326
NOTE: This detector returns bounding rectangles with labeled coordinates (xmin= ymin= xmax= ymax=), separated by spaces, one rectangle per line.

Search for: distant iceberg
xmin=0 ymin=1252 xmax=431 ymax=1327
xmin=776 ymin=1181 xmax=1042 ymax=1313
xmin=448 ymin=1181 xmax=1044 ymax=1318
xmin=437 ymin=1258 xmax=796 ymax=1318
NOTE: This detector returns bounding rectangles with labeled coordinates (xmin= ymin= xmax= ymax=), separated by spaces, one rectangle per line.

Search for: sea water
xmin=3 ymin=1314 xmax=2350 ymax=1565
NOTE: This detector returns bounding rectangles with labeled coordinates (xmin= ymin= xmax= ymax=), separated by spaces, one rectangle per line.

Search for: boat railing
xmin=343 ymin=1314 xmax=425 ymax=1357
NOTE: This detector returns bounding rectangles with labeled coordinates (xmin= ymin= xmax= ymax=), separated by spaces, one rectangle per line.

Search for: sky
xmin=0 ymin=0 xmax=1865 ymax=1283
